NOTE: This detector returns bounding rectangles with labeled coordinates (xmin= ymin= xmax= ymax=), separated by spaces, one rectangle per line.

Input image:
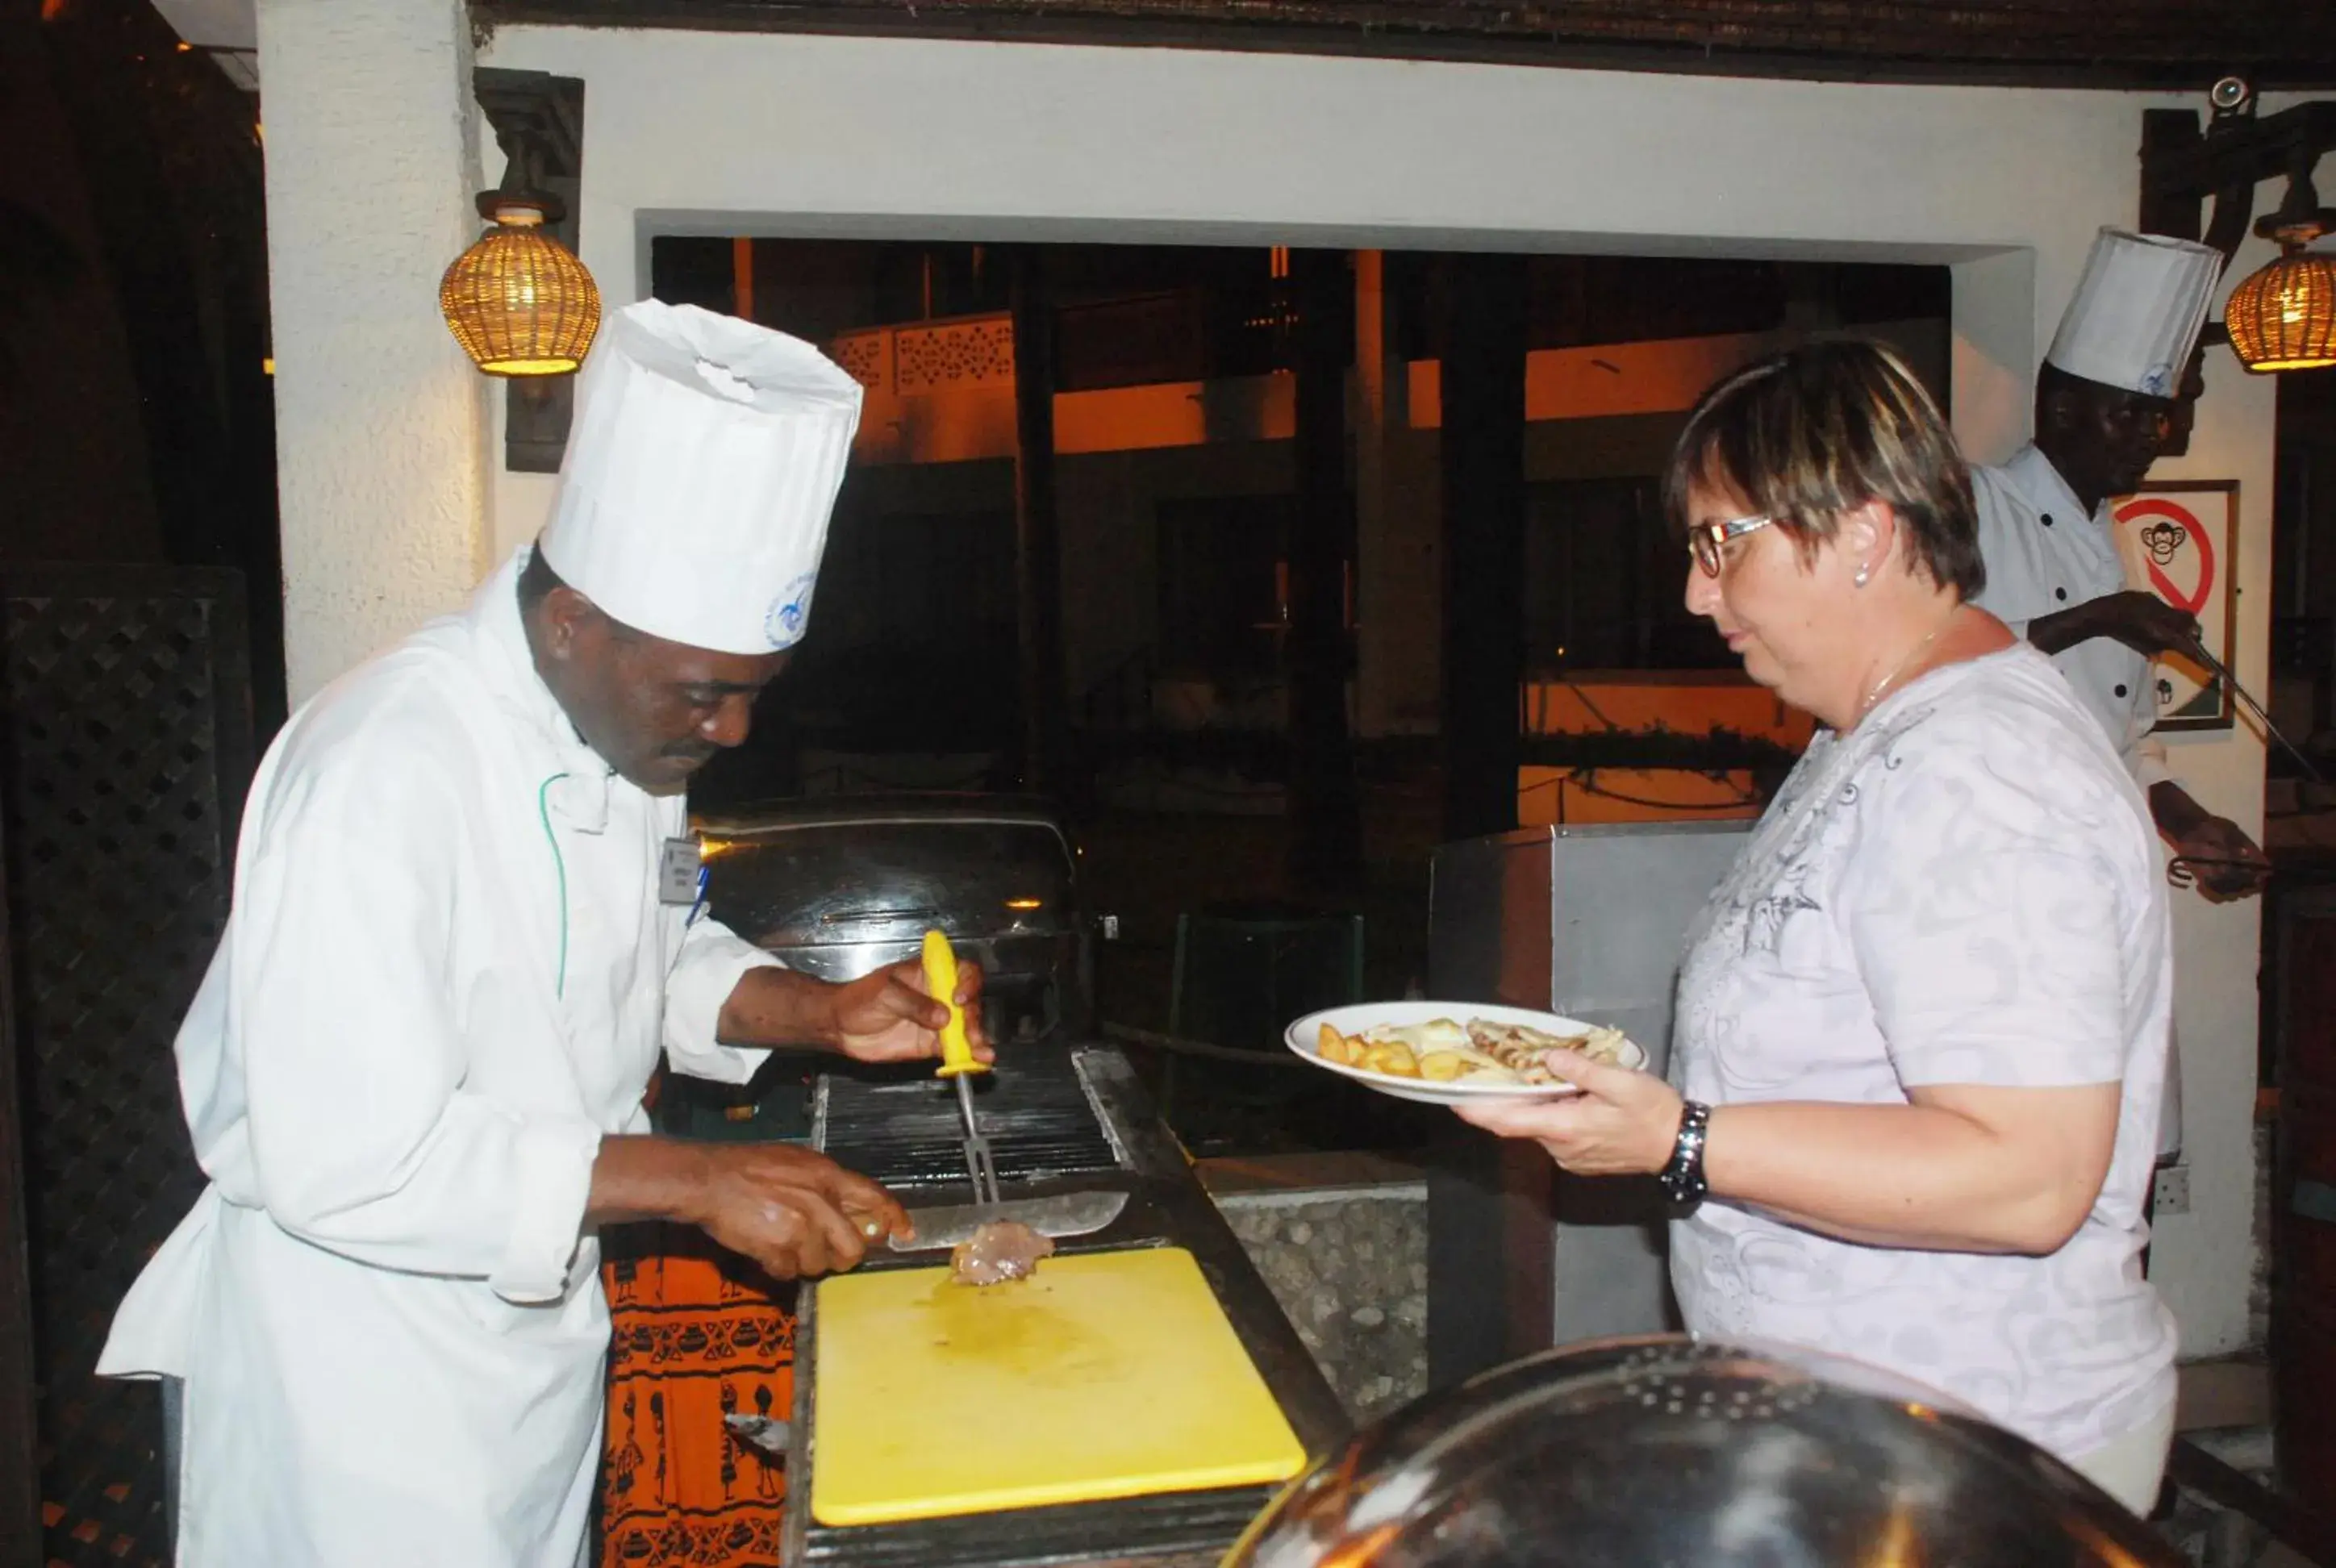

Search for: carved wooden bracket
xmin=2138 ymin=87 xmax=2336 ymax=444
xmin=2141 ymin=94 xmax=2336 ymax=261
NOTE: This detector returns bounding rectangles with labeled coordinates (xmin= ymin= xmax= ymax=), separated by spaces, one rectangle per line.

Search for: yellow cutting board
xmin=810 ymin=1245 xmax=1308 ymax=1526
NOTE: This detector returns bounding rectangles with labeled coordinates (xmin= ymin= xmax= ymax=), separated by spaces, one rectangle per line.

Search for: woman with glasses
xmin=1459 ymin=338 xmax=2178 ymax=1514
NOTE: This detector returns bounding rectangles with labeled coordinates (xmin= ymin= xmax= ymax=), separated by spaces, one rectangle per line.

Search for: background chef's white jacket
xmin=1971 ymin=445 xmax=2175 ymax=791
xmin=97 ymin=550 xmax=786 ymax=1567
xmin=1971 ymin=444 xmax=2183 ymax=1161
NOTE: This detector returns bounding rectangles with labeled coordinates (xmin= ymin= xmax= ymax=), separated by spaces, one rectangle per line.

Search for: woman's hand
xmin=1453 ymin=1050 xmax=1683 ymax=1176
xmin=1462 ymin=1067 xmax=2122 ymax=1254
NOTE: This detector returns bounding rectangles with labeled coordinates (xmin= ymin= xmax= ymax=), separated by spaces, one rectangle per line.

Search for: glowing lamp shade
xmin=440 ymin=200 xmax=601 ymax=376
xmin=2225 ymin=244 xmax=2336 ymax=373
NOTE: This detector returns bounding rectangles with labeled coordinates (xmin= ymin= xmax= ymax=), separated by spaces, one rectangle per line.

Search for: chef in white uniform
xmin=94 ymin=301 xmax=984 ymax=1566
xmin=1971 ymin=227 xmax=2269 ymax=1166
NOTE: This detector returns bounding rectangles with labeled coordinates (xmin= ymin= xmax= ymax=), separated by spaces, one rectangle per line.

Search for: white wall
xmin=423 ymin=25 xmax=2293 ymax=1354
xmin=2141 ymin=248 xmax=2284 ymax=1350
xmin=259 ymin=0 xmax=490 ymax=703
xmin=472 ymin=29 xmax=2153 ymax=558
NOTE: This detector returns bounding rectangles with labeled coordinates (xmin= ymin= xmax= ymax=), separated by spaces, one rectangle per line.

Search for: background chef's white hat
xmin=2044 ymin=227 xmax=2224 ymax=398
xmin=539 ymin=299 xmax=864 ymax=655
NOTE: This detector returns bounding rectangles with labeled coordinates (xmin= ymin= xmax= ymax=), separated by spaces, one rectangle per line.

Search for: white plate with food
xmin=1285 ymin=1002 xmax=1647 ymax=1105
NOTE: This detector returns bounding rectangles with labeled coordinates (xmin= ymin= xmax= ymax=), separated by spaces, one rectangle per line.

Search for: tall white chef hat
xmin=2044 ymin=227 xmax=2224 ymax=399
xmin=538 ymin=299 xmax=864 ymax=655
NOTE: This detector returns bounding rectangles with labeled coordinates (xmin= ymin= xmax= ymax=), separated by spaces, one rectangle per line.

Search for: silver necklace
xmin=1855 ymin=607 xmax=1963 ymax=725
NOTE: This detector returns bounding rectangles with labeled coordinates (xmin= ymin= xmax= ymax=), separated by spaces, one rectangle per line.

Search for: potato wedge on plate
xmin=1315 ymin=1022 xmax=1353 ymax=1065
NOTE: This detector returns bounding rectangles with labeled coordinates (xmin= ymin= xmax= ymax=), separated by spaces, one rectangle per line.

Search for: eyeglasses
xmin=1688 ymin=513 xmax=1778 ymax=577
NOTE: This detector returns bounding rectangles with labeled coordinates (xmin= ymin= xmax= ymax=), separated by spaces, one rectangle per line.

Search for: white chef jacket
xmin=1971 ymin=444 xmax=2182 ymax=1161
xmin=1971 ymin=445 xmax=2175 ymax=792
xmin=96 ymin=549 xmax=786 ymax=1567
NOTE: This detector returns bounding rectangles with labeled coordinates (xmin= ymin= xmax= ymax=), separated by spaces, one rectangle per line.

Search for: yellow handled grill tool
xmin=923 ymin=928 xmax=1000 ymax=1207
xmin=885 ymin=929 xmax=1128 ymax=1251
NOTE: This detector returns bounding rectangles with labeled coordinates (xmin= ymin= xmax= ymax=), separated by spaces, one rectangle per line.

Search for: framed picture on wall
xmin=2109 ymin=479 xmax=2238 ymax=733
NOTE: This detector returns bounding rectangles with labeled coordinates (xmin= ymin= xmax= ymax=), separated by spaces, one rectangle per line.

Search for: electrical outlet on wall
xmin=2153 ymin=1165 xmax=2191 ymax=1216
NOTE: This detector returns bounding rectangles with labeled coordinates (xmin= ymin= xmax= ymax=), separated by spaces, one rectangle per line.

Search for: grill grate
xmin=819 ymin=1049 xmax=1119 ymax=1188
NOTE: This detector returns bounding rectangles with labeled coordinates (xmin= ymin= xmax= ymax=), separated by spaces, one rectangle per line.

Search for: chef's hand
xmin=1452 ymin=1052 xmax=1683 ymax=1177
xmin=2151 ymin=781 xmax=2271 ymax=903
xmin=2034 ymin=590 xmax=2197 ymax=659
xmin=826 ymin=957 xmax=995 ymax=1066
xmin=691 ymin=1144 xmax=913 ymax=1279
xmin=2171 ymin=814 xmax=2271 ymax=903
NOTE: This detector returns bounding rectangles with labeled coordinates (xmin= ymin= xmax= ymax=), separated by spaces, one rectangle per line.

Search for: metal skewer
xmin=2179 ymin=637 xmax=2326 ymax=785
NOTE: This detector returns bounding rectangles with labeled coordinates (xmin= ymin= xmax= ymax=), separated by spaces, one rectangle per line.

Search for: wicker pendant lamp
xmin=2225 ymin=154 xmax=2336 ymax=374
xmin=440 ymin=190 xmax=601 ymax=377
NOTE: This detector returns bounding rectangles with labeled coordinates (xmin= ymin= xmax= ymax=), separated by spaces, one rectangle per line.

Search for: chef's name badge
xmin=660 ymin=837 xmax=704 ymax=906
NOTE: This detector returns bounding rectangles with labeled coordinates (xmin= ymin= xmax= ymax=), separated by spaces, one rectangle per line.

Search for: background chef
xmin=1973 ymin=227 xmax=2269 ymax=901
xmin=95 ymin=301 xmax=982 ymax=1567
xmin=1971 ymin=227 xmax=2269 ymax=1174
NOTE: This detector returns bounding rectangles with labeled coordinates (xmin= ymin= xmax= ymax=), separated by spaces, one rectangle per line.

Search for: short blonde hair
xmin=1663 ymin=339 xmax=1984 ymax=598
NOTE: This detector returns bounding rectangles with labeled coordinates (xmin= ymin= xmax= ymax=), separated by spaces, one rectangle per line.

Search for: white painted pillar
xmin=1949 ymin=249 xmax=2036 ymax=467
xmin=257 ymin=0 xmax=491 ymax=703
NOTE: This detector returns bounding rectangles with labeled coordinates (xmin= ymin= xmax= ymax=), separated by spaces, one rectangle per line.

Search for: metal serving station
xmin=1423 ymin=820 xmax=1751 ymax=1381
xmin=689 ymin=797 xmax=1346 ymax=1568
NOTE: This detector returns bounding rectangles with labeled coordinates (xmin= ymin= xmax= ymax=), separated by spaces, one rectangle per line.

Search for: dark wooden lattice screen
xmin=0 ymin=566 xmax=255 ymax=1567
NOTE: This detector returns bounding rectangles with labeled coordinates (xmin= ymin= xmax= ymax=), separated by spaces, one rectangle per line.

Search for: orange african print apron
xmin=600 ymin=1225 xmax=796 ymax=1566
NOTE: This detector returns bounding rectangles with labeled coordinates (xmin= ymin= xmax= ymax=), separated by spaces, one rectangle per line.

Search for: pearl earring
xmin=1854 ymin=564 xmax=1871 ymax=588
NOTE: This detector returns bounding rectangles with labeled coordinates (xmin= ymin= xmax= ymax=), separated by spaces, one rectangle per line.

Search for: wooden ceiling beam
xmin=469 ymin=0 xmax=2336 ymax=92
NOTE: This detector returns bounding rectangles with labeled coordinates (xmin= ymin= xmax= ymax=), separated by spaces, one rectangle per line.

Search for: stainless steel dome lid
xmin=1223 ymin=1337 xmax=2180 ymax=1568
